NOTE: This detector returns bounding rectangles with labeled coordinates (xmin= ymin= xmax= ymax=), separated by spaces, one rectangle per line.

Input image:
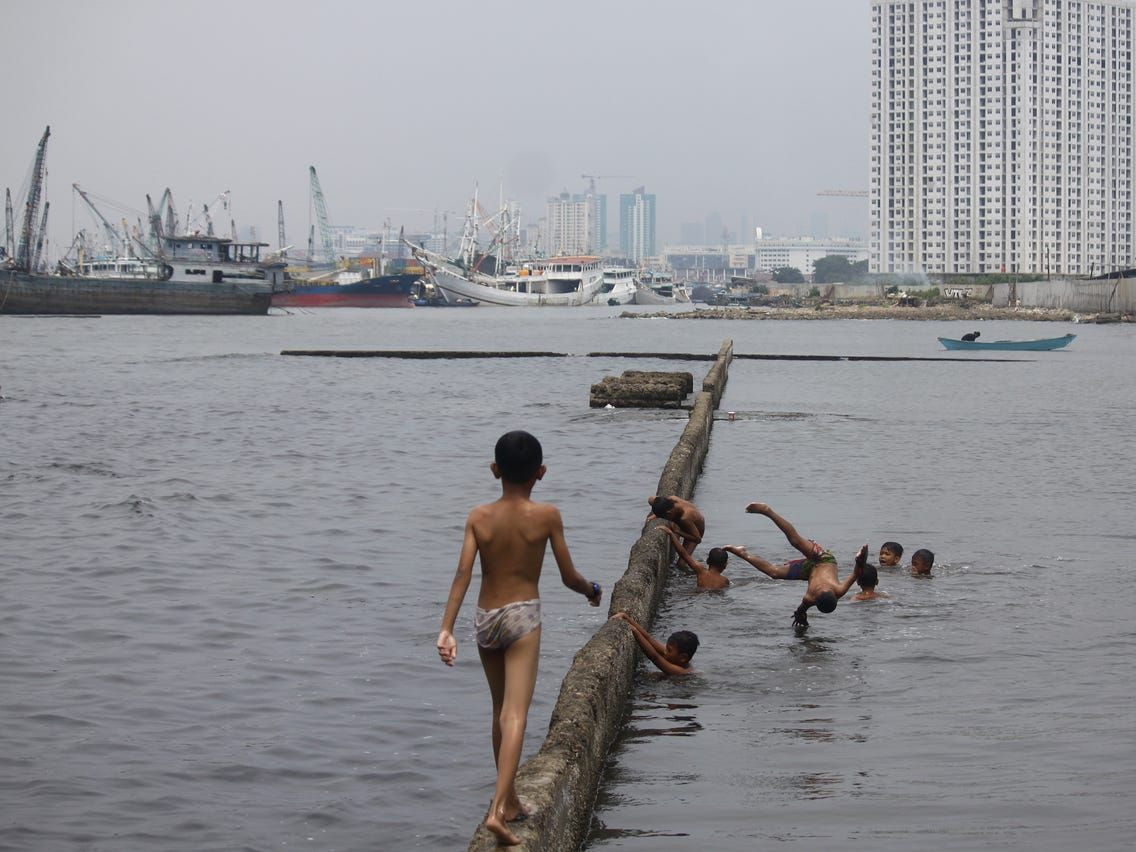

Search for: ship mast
xmin=4 ymin=188 xmax=13 ymax=260
xmin=16 ymin=126 xmax=50 ymax=271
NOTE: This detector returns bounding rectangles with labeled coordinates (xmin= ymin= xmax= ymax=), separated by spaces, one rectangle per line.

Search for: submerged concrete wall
xmin=467 ymin=341 xmax=732 ymax=851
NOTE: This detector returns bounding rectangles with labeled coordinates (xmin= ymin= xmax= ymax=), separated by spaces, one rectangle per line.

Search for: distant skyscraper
xmin=680 ymin=221 xmax=705 ymax=244
xmin=871 ymin=0 xmax=1136 ymax=275
xmin=546 ymin=190 xmax=606 ymax=255
xmin=619 ymin=188 xmax=657 ymax=263
xmin=704 ymin=211 xmax=724 ymax=246
xmin=572 ymin=193 xmax=607 ymax=252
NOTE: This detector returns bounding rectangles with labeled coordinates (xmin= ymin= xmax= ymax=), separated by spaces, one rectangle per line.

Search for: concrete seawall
xmin=467 ymin=340 xmax=732 ymax=850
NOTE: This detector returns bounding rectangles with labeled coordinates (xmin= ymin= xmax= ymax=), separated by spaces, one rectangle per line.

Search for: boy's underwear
xmin=785 ymin=541 xmax=836 ymax=581
xmin=475 ymin=598 xmax=541 ymax=650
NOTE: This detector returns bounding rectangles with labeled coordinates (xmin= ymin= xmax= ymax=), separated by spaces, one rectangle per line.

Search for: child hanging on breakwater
xmin=436 ymin=430 xmax=602 ymax=846
xmin=724 ymin=502 xmax=864 ymax=629
xmin=647 ymin=494 xmax=705 ymax=553
xmin=911 ymin=548 xmax=935 ymax=576
xmin=658 ymin=525 xmax=729 ymax=589
xmin=610 ymin=612 xmax=699 ymax=676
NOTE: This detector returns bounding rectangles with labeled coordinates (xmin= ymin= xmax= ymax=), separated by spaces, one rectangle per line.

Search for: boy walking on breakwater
xmin=437 ymin=430 xmax=602 ymax=846
xmin=724 ymin=502 xmax=864 ymax=629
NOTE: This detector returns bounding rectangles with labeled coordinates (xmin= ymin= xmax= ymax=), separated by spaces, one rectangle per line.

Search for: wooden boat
xmin=938 ymin=333 xmax=1076 ymax=351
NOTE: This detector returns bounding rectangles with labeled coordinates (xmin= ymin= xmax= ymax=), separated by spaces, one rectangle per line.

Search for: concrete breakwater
xmin=467 ymin=340 xmax=733 ymax=850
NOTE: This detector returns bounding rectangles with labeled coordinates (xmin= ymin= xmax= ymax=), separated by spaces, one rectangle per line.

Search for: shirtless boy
xmin=610 ymin=612 xmax=699 ymax=676
xmin=658 ymin=525 xmax=729 ymax=589
xmin=724 ymin=502 xmax=864 ymax=629
xmin=851 ymin=563 xmax=889 ymax=601
xmin=437 ymin=430 xmax=602 ymax=845
xmin=911 ymin=548 xmax=935 ymax=576
xmin=647 ymin=494 xmax=705 ymax=552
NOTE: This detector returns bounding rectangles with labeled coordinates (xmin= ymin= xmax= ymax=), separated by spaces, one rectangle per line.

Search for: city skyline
xmin=2 ymin=0 xmax=870 ymax=258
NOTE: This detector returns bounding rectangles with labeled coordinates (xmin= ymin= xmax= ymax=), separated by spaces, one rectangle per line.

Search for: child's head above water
xmin=911 ymin=548 xmax=935 ymax=575
xmin=666 ymin=630 xmax=700 ymax=664
xmin=706 ymin=547 xmax=728 ymax=571
xmin=879 ymin=541 xmax=904 ymax=566
xmin=857 ymin=563 xmax=879 ymax=590
xmin=494 ymin=430 xmax=544 ymax=483
xmin=650 ymin=496 xmax=676 ymax=519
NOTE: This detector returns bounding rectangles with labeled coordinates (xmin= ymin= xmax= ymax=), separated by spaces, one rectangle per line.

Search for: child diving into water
xmin=437 ymin=430 xmax=602 ymax=846
xmin=725 ymin=502 xmax=864 ymax=629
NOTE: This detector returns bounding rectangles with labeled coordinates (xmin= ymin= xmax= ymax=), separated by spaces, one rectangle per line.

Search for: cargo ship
xmin=2 ymin=127 xmax=283 ymax=315
xmin=271 ymin=272 xmax=420 ymax=308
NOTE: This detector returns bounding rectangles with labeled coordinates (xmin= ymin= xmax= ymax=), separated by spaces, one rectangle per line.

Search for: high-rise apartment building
xmin=546 ymin=191 xmax=607 ymax=255
xmin=871 ymin=0 xmax=1136 ymax=275
xmin=619 ymin=188 xmax=657 ymax=263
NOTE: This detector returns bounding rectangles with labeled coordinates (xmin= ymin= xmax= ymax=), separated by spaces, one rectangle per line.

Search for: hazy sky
xmin=3 ymin=0 xmax=870 ymax=253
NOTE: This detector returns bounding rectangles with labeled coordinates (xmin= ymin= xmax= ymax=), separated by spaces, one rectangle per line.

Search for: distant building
xmin=754 ymin=236 xmax=868 ymax=279
xmin=546 ymin=191 xmax=606 ymax=255
xmin=871 ymin=0 xmax=1136 ymax=275
xmin=680 ymin=221 xmax=705 ymax=244
xmin=619 ymin=188 xmax=657 ymax=263
xmin=662 ymin=244 xmax=756 ymax=283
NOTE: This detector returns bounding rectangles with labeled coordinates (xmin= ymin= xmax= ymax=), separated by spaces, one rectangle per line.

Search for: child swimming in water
xmin=436 ymin=430 xmax=602 ymax=845
xmin=851 ymin=562 xmax=889 ymax=601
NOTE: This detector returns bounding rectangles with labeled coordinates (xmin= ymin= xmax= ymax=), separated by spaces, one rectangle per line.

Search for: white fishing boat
xmin=595 ymin=266 xmax=637 ymax=305
xmin=410 ymin=244 xmax=605 ymax=306
xmin=633 ymin=270 xmax=690 ymax=305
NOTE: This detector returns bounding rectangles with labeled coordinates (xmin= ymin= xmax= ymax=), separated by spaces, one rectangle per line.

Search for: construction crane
xmin=309 ymin=165 xmax=335 ymax=267
xmin=16 ymin=126 xmax=50 ymax=271
xmin=817 ymin=189 xmax=868 ymax=198
xmin=580 ymin=173 xmax=634 ymax=195
xmin=277 ymin=200 xmax=286 ymax=256
xmin=73 ymin=183 xmax=125 ymax=254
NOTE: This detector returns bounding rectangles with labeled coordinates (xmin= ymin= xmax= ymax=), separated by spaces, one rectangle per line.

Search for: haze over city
xmin=3 ymin=0 xmax=869 ymax=251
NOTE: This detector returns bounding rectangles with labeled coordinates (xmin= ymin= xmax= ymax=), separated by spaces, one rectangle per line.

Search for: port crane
xmin=309 ymin=166 xmax=336 ymax=267
xmin=15 ymin=126 xmax=50 ymax=272
xmin=4 ymin=188 xmax=13 ymax=259
xmin=74 ymin=184 xmax=126 ymax=254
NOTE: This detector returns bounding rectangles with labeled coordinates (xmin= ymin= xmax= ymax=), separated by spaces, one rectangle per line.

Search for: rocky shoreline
xmin=623 ymin=303 xmax=1133 ymax=322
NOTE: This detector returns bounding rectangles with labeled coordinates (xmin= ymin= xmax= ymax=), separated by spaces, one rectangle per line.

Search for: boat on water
xmin=272 ymin=271 xmax=420 ymax=308
xmin=410 ymin=244 xmax=605 ymax=307
xmin=633 ymin=270 xmax=690 ymax=305
xmin=938 ymin=333 xmax=1077 ymax=351
xmin=1 ymin=127 xmax=283 ymax=315
xmin=595 ymin=266 xmax=638 ymax=305
xmin=3 ymin=234 xmax=285 ymax=315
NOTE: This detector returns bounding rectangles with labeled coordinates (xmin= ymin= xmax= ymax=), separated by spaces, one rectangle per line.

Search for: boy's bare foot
xmin=745 ymin=502 xmax=770 ymax=515
xmin=485 ymin=809 xmax=522 ymax=845
xmin=854 ymin=544 xmax=868 ymax=573
xmin=502 ymin=797 xmax=532 ymax=822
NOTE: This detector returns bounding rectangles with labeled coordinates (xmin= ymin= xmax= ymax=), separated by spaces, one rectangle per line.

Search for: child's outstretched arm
xmin=834 ymin=544 xmax=869 ymax=599
xmin=611 ymin=614 xmax=688 ymax=676
xmin=548 ymin=505 xmax=602 ymax=607
xmin=437 ymin=514 xmax=478 ymax=665
xmin=659 ymin=526 xmax=704 ymax=575
xmin=793 ymin=598 xmax=813 ymax=629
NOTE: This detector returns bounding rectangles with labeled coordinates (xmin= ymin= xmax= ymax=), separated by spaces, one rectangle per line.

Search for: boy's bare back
xmin=469 ymin=496 xmax=573 ymax=610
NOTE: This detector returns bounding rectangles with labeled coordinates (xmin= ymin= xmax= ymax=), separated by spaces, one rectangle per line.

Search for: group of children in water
xmin=436 ymin=430 xmax=935 ymax=845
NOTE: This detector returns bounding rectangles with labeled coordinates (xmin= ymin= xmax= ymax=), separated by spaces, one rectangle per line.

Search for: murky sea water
xmin=2 ymin=307 xmax=1133 ymax=851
